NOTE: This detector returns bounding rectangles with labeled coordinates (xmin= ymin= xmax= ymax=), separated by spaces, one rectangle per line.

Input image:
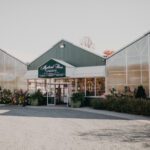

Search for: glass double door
xmin=47 ymin=84 xmax=69 ymax=105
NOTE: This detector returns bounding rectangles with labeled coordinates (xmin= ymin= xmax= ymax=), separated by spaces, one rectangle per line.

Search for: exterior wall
xmin=106 ymin=34 xmax=149 ymax=96
xmin=0 ymin=49 xmax=27 ymax=91
xmin=26 ymin=66 xmax=105 ymax=97
xmin=74 ymin=66 xmax=105 ymax=77
xmin=25 ymin=66 xmax=105 ymax=79
xmin=148 ymin=34 xmax=150 ymax=97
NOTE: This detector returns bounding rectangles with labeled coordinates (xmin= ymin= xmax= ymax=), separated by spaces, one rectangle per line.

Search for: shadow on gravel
xmin=0 ymin=106 xmax=127 ymax=120
xmin=78 ymin=126 xmax=150 ymax=147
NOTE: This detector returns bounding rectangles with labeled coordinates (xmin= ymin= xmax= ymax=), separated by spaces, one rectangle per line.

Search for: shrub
xmin=13 ymin=89 xmax=28 ymax=105
xmin=83 ymin=97 xmax=91 ymax=106
xmin=90 ymin=98 xmax=107 ymax=109
xmin=29 ymin=90 xmax=45 ymax=106
xmin=0 ymin=89 xmax=12 ymax=104
xmin=88 ymin=85 xmax=149 ymax=116
xmin=135 ymin=85 xmax=146 ymax=99
xmin=71 ymin=92 xmax=85 ymax=108
xmin=0 ymin=87 xmax=29 ymax=105
xmin=89 ymin=95 xmax=150 ymax=116
xmin=72 ymin=92 xmax=84 ymax=103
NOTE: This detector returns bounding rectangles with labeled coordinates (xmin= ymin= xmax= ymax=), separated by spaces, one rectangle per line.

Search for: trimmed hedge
xmin=90 ymin=97 xmax=150 ymax=116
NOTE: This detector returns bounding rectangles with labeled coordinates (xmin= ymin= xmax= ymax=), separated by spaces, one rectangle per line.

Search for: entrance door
xmin=47 ymin=84 xmax=56 ymax=105
xmin=47 ymin=92 xmax=55 ymax=105
xmin=55 ymin=85 xmax=62 ymax=104
xmin=55 ymin=84 xmax=69 ymax=105
xmin=46 ymin=83 xmax=70 ymax=106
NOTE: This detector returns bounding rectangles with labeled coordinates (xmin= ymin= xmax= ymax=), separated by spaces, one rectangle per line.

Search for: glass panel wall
xmin=77 ymin=78 xmax=85 ymax=93
xmin=68 ymin=79 xmax=76 ymax=94
xmin=0 ymin=49 xmax=27 ymax=91
xmin=28 ymin=77 xmax=105 ymax=97
xmin=96 ymin=77 xmax=105 ymax=96
xmin=107 ymin=50 xmax=126 ymax=93
xmin=86 ymin=78 xmax=94 ymax=96
xmin=28 ymin=79 xmax=36 ymax=92
xmin=106 ymin=36 xmax=149 ymax=96
xmin=0 ymin=51 xmax=4 ymax=87
xmin=37 ymin=79 xmax=46 ymax=92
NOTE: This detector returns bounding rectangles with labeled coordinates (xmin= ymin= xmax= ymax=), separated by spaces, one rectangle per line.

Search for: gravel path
xmin=0 ymin=106 xmax=150 ymax=150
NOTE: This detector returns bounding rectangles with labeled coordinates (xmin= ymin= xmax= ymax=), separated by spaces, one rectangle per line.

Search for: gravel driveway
xmin=0 ymin=106 xmax=150 ymax=150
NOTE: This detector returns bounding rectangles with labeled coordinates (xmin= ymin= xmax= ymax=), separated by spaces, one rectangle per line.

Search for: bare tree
xmin=80 ymin=36 xmax=95 ymax=49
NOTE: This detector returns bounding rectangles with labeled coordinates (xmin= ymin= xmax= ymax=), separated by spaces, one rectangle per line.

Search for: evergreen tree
xmin=135 ymin=85 xmax=146 ymax=99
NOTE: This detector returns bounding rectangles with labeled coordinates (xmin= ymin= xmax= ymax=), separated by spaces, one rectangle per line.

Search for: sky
xmin=0 ymin=0 xmax=150 ymax=63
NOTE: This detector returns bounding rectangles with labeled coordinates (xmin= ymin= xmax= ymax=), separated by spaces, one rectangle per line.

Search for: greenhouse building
xmin=1 ymin=32 xmax=150 ymax=105
xmin=0 ymin=49 xmax=27 ymax=90
xmin=26 ymin=40 xmax=106 ymax=104
xmin=106 ymin=32 xmax=150 ymax=97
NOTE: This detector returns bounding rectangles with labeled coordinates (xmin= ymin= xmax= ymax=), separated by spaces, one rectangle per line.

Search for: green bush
xmin=83 ymin=97 xmax=97 ymax=107
xmin=90 ymin=98 xmax=106 ymax=109
xmin=0 ymin=87 xmax=29 ymax=105
xmin=12 ymin=89 xmax=28 ymax=105
xmin=89 ymin=96 xmax=150 ymax=116
xmin=71 ymin=92 xmax=85 ymax=108
xmin=0 ymin=89 xmax=12 ymax=104
xmin=29 ymin=90 xmax=45 ymax=106
xmin=135 ymin=85 xmax=146 ymax=99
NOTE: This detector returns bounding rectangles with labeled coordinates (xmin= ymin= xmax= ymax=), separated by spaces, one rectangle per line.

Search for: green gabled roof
xmin=28 ymin=40 xmax=106 ymax=70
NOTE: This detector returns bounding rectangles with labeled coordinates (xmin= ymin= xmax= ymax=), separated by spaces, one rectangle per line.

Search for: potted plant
xmin=29 ymin=89 xmax=44 ymax=106
xmin=71 ymin=92 xmax=84 ymax=108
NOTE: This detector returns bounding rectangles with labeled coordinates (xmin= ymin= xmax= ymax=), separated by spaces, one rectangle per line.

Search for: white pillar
xmin=125 ymin=48 xmax=128 ymax=86
xmin=140 ymin=53 xmax=142 ymax=85
xmin=3 ymin=53 xmax=6 ymax=88
xmin=35 ymin=79 xmax=37 ymax=91
xmin=44 ymin=79 xmax=46 ymax=92
xmin=94 ymin=78 xmax=96 ymax=96
xmin=84 ymin=78 xmax=86 ymax=96
xmin=75 ymin=78 xmax=77 ymax=93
